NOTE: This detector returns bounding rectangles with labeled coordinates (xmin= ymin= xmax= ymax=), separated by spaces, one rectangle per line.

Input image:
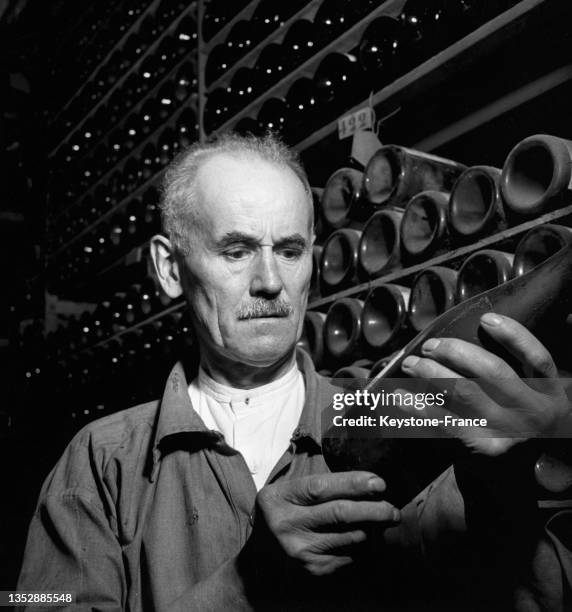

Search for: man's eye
xmin=224 ymin=249 xmax=250 ymax=260
xmin=279 ymin=248 xmax=303 ymax=260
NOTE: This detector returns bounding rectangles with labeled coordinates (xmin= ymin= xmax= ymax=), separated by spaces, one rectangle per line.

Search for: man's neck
xmin=198 ymin=348 xmax=297 ymax=390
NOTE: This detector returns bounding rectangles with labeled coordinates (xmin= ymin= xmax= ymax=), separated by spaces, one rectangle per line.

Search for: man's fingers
xmin=305 ymin=499 xmax=400 ymax=529
xmin=281 ymin=471 xmax=387 ymax=505
xmin=479 ymin=313 xmax=560 ymax=383
xmin=411 ymin=336 xmax=518 ymax=380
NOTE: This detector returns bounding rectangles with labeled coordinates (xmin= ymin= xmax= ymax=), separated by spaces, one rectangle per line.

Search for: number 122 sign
xmin=338 ymin=107 xmax=375 ymax=140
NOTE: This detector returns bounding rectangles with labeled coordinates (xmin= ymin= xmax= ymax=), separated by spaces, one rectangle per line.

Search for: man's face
xmin=178 ymin=153 xmax=314 ymax=366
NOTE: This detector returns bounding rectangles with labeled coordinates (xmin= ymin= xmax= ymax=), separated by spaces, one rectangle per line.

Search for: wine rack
xmin=27 ymin=0 xmax=572 ymax=431
xmin=195 ymin=0 xmax=572 ymax=378
xmin=30 ymin=0 xmax=200 ymax=430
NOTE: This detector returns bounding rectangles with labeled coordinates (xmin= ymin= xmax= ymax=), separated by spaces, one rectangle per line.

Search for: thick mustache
xmin=238 ymin=298 xmax=293 ymax=320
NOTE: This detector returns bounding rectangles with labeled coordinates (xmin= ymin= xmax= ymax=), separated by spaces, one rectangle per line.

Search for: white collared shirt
xmin=188 ymin=362 xmax=305 ymax=490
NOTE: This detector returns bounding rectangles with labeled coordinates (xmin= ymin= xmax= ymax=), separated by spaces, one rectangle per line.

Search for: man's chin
xmin=227 ymin=339 xmax=296 ymax=368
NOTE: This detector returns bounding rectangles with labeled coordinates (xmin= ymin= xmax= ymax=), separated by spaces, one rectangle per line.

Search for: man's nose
xmin=250 ymin=248 xmax=283 ymax=297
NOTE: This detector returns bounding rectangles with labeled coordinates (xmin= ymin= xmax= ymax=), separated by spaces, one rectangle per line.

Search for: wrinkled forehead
xmin=191 ymin=152 xmax=313 ymax=239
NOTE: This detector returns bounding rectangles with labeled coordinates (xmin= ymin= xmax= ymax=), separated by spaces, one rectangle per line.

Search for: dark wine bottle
xmin=297 ymin=311 xmax=327 ymax=370
xmin=400 ymin=190 xmax=450 ymax=262
xmin=358 ymin=209 xmax=403 ymax=278
xmin=449 ymin=165 xmax=507 ymax=240
xmin=456 ymin=249 xmax=513 ymax=302
xmin=358 ymin=15 xmax=402 ymax=83
xmin=408 ymin=266 xmax=458 ymax=333
xmin=313 ymin=52 xmax=364 ymax=122
xmin=321 ymin=168 xmax=364 ymax=229
xmin=310 ymin=245 xmax=323 ymax=301
xmin=361 ymin=284 xmax=411 ymax=354
xmin=320 ymin=228 xmax=361 ymax=293
xmin=257 ymin=98 xmax=288 ymax=137
xmin=255 ymin=43 xmax=286 ymax=89
xmin=363 ymin=145 xmax=465 ymax=208
xmin=282 ymin=19 xmax=319 ymax=72
xmin=501 ymin=134 xmax=572 ymax=216
xmin=323 ymin=239 xmax=572 ymax=506
xmin=324 ymin=298 xmax=365 ymax=363
xmin=285 ymin=77 xmax=317 ymax=143
xmin=512 ymin=224 xmax=572 ymax=277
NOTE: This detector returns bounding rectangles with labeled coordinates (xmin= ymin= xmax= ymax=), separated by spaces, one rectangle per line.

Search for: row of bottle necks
xmin=50 ymin=0 xmax=196 ymax=145
xmin=49 ymin=80 xmax=198 ymax=216
xmin=203 ymin=0 xmax=522 ymax=135
xmin=312 ymin=134 xmax=572 ymax=292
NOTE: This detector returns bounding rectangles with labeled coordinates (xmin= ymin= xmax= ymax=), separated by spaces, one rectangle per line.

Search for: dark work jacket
xmin=17 ymin=350 xmax=572 ymax=611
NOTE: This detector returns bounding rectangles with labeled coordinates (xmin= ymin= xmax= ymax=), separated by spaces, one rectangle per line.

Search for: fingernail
xmin=422 ymin=338 xmax=440 ymax=353
xmin=481 ymin=313 xmax=502 ymax=326
xmin=402 ymin=356 xmax=419 ymax=370
xmin=368 ymin=477 xmax=385 ymax=492
xmin=393 ymin=509 xmax=401 ymax=522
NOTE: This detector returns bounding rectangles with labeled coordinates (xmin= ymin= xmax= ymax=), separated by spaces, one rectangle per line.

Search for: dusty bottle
xmin=362 ymin=284 xmax=411 ymax=354
xmin=512 ymin=224 xmax=572 ymax=277
xmin=323 ymin=238 xmax=572 ymax=506
xmin=310 ymin=245 xmax=323 ymax=301
xmin=321 ymin=168 xmax=364 ymax=229
xmin=358 ymin=209 xmax=404 ymax=278
xmin=400 ymin=190 xmax=450 ymax=262
xmin=363 ymin=145 xmax=465 ymax=208
xmin=297 ymin=311 xmax=327 ymax=370
xmin=500 ymin=134 xmax=572 ymax=216
xmin=456 ymin=249 xmax=513 ymax=302
xmin=320 ymin=228 xmax=361 ymax=294
xmin=449 ymin=166 xmax=507 ymax=240
xmin=408 ymin=266 xmax=457 ymax=333
xmin=324 ymin=298 xmax=365 ymax=363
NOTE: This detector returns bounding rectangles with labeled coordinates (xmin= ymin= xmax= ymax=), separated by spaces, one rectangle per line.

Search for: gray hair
xmin=160 ymin=131 xmax=312 ymax=255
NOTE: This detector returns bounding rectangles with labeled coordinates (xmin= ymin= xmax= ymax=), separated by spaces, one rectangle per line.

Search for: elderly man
xmin=18 ymin=133 xmax=571 ymax=610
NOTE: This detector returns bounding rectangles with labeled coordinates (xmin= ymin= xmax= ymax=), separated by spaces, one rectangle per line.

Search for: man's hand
xmin=245 ymin=471 xmax=400 ymax=578
xmin=400 ymin=312 xmax=571 ymax=456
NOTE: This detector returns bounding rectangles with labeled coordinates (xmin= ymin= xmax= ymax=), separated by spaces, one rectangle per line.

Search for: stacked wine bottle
xmin=299 ymin=134 xmax=572 ymax=378
xmin=202 ymin=0 xmax=521 ymax=142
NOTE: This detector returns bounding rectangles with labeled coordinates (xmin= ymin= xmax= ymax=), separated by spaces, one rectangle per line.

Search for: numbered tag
xmin=337 ymin=107 xmax=375 ymax=140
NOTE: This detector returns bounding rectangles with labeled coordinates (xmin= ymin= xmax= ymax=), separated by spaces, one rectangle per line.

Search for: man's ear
xmin=150 ymin=235 xmax=183 ymax=299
